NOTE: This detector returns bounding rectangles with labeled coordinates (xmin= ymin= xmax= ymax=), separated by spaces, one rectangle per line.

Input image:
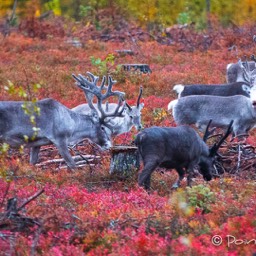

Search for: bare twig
xmin=17 ymin=189 xmax=45 ymax=211
xmin=0 ymin=183 xmax=10 ymax=210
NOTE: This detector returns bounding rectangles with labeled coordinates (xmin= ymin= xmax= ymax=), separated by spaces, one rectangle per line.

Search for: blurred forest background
xmin=1 ymin=0 xmax=256 ymax=32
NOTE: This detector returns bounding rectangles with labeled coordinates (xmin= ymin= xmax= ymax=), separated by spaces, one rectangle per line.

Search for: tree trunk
xmin=110 ymin=146 xmax=139 ymax=177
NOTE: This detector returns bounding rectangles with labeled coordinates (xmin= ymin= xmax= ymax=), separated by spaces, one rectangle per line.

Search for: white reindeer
xmin=72 ymin=74 xmax=144 ymax=136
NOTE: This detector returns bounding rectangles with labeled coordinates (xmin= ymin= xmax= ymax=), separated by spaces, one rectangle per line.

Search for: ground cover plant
xmin=0 ymin=18 xmax=255 ymax=255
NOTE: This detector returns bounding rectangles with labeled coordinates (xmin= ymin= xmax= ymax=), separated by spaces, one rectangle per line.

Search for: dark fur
xmin=179 ymin=82 xmax=251 ymax=98
xmin=135 ymin=126 xmax=213 ymax=190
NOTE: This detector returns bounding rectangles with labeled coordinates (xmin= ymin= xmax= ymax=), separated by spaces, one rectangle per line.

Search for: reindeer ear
xmin=138 ymin=103 xmax=144 ymax=110
xmin=242 ymin=84 xmax=251 ymax=95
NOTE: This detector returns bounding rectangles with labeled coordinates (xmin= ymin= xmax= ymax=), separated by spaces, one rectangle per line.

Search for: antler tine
xmin=72 ymin=74 xmax=98 ymax=115
xmin=125 ymin=102 xmax=132 ymax=111
xmin=251 ymin=54 xmax=256 ymax=62
xmin=113 ymin=97 xmax=126 ymax=116
xmin=137 ymin=86 xmax=143 ymax=107
xmin=100 ymin=76 xmax=107 ymax=90
xmin=209 ymin=120 xmax=234 ymax=156
xmin=100 ymin=75 xmax=125 ymax=100
xmin=86 ymin=72 xmax=99 ymax=85
xmin=203 ymin=119 xmax=216 ymax=142
xmin=98 ymin=98 xmax=126 ymax=124
xmin=72 ymin=74 xmax=85 ymax=88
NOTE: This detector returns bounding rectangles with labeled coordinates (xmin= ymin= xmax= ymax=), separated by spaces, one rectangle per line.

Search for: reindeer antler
xmin=250 ymin=54 xmax=256 ymax=62
xmin=238 ymin=58 xmax=256 ymax=86
xmin=72 ymin=72 xmax=126 ymax=124
xmin=209 ymin=120 xmax=233 ymax=156
xmin=203 ymin=119 xmax=216 ymax=142
xmin=137 ymin=86 xmax=143 ymax=108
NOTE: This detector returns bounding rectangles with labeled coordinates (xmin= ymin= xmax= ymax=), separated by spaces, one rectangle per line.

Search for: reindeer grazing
xmin=0 ymin=73 xmax=125 ymax=169
xmin=72 ymin=74 xmax=144 ymax=136
xmin=173 ymin=60 xmax=256 ymax=99
xmin=135 ymin=121 xmax=233 ymax=190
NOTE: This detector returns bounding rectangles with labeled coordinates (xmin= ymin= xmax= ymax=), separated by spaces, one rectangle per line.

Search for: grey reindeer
xmin=0 ymin=73 xmax=125 ymax=169
xmin=173 ymin=60 xmax=256 ymax=99
xmin=72 ymin=73 xmax=144 ymax=136
xmin=168 ymin=81 xmax=256 ymax=136
xmin=135 ymin=121 xmax=233 ymax=190
xmin=226 ymin=57 xmax=256 ymax=84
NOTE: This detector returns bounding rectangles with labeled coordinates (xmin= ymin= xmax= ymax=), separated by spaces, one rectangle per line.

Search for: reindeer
xmin=168 ymin=82 xmax=256 ymax=137
xmin=173 ymin=60 xmax=256 ymax=98
xmin=226 ymin=57 xmax=256 ymax=84
xmin=72 ymin=74 xmax=144 ymax=136
xmin=173 ymin=81 xmax=251 ymax=98
xmin=135 ymin=121 xmax=233 ymax=190
xmin=0 ymin=73 xmax=125 ymax=169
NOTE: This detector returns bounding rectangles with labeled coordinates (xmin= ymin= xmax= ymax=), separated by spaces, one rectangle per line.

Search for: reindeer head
xmin=238 ymin=58 xmax=256 ymax=107
xmin=125 ymin=86 xmax=144 ymax=131
xmin=198 ymin=120 xmax=233 ymax=182
xmin=72 ymin=72 xmax=127 ymax=148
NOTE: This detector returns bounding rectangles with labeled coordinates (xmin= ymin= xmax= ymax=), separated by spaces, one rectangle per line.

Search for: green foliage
xmin=3 ymin=80 xmax=41 ymax=143
xmin=79 ymin=5 xmax=93 ymax=18
xmin=177 ymin=12 xmax=191 ymax=25
xmin=90 ymin=53 xmax=120 ymax=76
xmin=3 ymin=0 xmax=256 ymax=30
xmin=186 ymin=184 xmax=215 ymax=213
xmin=0 ymin=143 xmax=10 ymax=154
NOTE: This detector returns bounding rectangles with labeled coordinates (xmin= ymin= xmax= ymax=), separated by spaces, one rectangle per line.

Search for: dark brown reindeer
xmin=0 ymin=73 xmax=125 ymax=169
xmin=135 ymin=121 xmax=233 ymax=190
xmin=72 ymin=74 xmax=144 ymax=136
xmin=173 ymin=59 xmax=256 ymax=99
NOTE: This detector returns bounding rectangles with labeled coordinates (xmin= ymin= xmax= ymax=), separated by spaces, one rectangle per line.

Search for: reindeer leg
xmin=54 ymin=141 xmax=76 ymax=170
xmin=138 ymin=161 xmax=159 ymax=190
xmin=172 ymin=167 xmax=185 ymax=188
xmin=186 ymin=162 xmax=197 ymax=187
xmin=30 ymin=146 xmax=40 ymax=165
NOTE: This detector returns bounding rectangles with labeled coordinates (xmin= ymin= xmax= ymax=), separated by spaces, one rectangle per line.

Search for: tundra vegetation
xmin=0 ymin=13 xmax=255 ymax=256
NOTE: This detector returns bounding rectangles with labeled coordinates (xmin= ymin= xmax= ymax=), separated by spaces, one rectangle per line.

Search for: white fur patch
xmin=226 ymin=63 xmax=233 ymax=70
xmin=173 ymin=84 xmax=184 ymax=93
xmin=167 ymin=99 xmax=178 ymax=111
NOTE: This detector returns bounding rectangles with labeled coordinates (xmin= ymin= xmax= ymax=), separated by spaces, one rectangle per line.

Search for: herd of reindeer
xmin=1 ymin=57 xmax=256 ymax=190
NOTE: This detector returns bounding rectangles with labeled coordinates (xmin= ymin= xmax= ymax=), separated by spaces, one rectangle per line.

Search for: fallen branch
xmin=17 ymin=189 xmax=45 ymax=211
xmin=36 ymin=155 xmax=100 ymax=166
xmin=0 ymin=189 xmax=44 ymax=232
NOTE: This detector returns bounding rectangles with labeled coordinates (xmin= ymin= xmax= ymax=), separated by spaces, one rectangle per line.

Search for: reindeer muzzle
xmin=203 ymin=174 xmax=212 ymax=181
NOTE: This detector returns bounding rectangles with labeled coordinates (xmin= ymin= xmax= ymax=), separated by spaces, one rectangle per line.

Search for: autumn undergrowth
xmin=0 ymin=24 xmax=255 ymax=255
